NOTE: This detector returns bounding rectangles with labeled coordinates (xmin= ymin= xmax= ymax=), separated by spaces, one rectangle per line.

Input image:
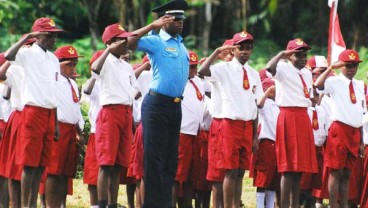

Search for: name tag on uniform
xmin=165 ymin=47 xmax=177 ymax=52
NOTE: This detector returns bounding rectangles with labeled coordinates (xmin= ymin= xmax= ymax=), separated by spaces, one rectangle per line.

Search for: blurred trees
xmin=1 ymin=0 xmax=368 ymax=55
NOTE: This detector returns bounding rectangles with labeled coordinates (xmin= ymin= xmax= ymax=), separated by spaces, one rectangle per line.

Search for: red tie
xmin=312 ymin=109 xmax=319 ymax=130
xmin=189 ymin=79 xmax=203 ymax=101
xmin=349 ymin=81 xmax=356 ymax=104
xmin=299 ymin=74 xmax=310 ymax=98
xmin=67 ymin=78 xmax=79 ymax=103
xmin=243 ymin=67 xmax=250 ymax=90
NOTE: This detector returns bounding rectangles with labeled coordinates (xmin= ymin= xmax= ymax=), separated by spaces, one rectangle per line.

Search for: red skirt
xmin=206 ymin=118 xmax=225 ymax=182
xmin=4 ymin=111 xmax=22 ymax=180
xmin=276 ymin=107 xmax=317 ymax=173
xmin=360 ymin=146 xmax=368 ymax=207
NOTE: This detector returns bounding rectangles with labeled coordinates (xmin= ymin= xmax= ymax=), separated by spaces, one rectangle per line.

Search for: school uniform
xmin=128 ymin=70 xmax=152 ymax=180
xmin=210 ymin=58 xmax=263 ymax=170
xmin=205 ymin=78 xmax=226 ymax=182
xmin=46 ymin=75 xmax=84 ymax=177
xmin=95 ymin=54 xmax=139 ymax=167
xmin=191 ymin=94 xmax=212 ymax=191
xmin=252 ymin=98 xmax=280 ymax=189
xmin=175 ymin=76 xmax=205 ymax=182
xmin=273 ymin=61 xmax=317 ymax=173
xmin=301 ymin=106 xmax=328 ymax=190
xmin=360 ymin=113 xmax=368 ymax=206
xmin=320 ymin=73 xmax=366 ymax=170
xmin=12 ymin=43 xmax=59 ymax=167
xmin=2 ymin=64 xmax=24 ymax=181
xmin=0 ymin=82 xmax=11 ymax=177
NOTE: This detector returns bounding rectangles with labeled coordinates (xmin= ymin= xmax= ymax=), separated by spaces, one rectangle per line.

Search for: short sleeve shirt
xmin=320 ymin=73 xmax=366 ymax=128
xmin=12 ymin=44 xmax=60 ymax=109
xmin=137 ymin=30 xmax=189 ymax=97
xmin=210 ymin=58 xmax=263 ymax=120
xmin=273 ymin=61 xmax=313 ymax=107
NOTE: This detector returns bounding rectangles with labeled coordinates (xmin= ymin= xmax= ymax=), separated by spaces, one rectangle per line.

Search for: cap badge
xmin=68 ymin=48 xmax=75 ymax=55
xmin=190 ymin=54 xmax=197 ymax=62
xmin=240 ymin=32 xmax=248 ymax=38
xmin=295 ymin=39 xmax=304 ymax=46
xmin=349 ymin=53 xmax=356 ymax=60
xmin=48 ymin=19 xmax=56 ymax=27
xmin=118 ymin=25 xmax=125 ymax=31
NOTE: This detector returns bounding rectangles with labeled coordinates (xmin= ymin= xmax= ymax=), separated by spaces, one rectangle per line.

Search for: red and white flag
xmin=328 ymin=0 xmax=346 ymax=64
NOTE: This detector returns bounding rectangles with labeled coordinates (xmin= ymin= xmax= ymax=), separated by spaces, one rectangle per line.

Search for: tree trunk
xmin=202 ymin=2 xmax=213 ymax=56
xmin=83 ymin=0 xmax=102 ymax=52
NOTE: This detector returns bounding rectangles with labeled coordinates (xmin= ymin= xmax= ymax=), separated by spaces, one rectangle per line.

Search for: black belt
xmin=149 ymin=90 xmax=183 ymax=103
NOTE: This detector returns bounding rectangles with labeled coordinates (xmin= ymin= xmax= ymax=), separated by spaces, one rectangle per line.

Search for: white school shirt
xmin=180 ymin=76 xmax=205 ymax=135
xmin=5 ymin=64 xmax=24 ymax=111
xmin=56 ymin=76 xmax=83 ymax=127
xmin=210 ymin=58 xmax=263 ymax=120
xmin=362 ymin=113 xmax=368 ymax=145
xmin=97 ymin=54 xmax=139 ymax=106
xmin=318 ymin=94 xmax=333 ymax=130
xmin=205 ymin=77 xmax=223 ymax=119
xmin=133 ymin=70 xmax=152 ymax=123
xmin=81 ymin=81 xmax=101 ymax=134
xmin=200 ymin=95 xmax=213 ymax=131
xmin=273 ymin=61 xmax=313 ymax=107
xmin=320 ymin=73 xmax=366 ymax=128
xmin=307 ymin=106 xmax=328 ymax=147
xmin=258 ymin=98 xmax=279 ymax=141
xmin=12 ymin=44 xmax=59 ymax=109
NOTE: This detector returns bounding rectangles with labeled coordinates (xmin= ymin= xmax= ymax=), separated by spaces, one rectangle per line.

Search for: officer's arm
xmin=128 ymin=16 xmax=175 ymax=50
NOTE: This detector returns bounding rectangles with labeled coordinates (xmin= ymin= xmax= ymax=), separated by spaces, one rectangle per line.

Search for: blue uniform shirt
xmin=137 ymin=29 xmax=189 ymax=97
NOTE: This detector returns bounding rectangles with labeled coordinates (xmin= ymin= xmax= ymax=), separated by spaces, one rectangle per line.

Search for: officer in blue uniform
xmin=128 ymin=1 xmax=190 ymax=207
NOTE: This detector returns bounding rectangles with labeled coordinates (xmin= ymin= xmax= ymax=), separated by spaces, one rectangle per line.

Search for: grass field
xmin=64 ymin=172 xmax=257 ymax=208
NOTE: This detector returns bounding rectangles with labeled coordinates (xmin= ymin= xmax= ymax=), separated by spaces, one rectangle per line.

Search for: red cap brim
xmin=116 ymin=32 xmax=138 ymax=38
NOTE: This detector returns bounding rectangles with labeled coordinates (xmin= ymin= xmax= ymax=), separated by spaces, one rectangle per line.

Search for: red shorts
xmin=175 ymin=133 xmax=195 ymax=182
xmin=0 ymin=119 xmax=9 ymax=177
xmin=252 ymin=139 xmax=280 ymax=190
xmin=276 ymin=107 xmax=317 ymax=173
xmin=3 ymin=111 xmax=22 ymax=180
xmin=360 ymin=146 xmax=368 ymax=207
xmin=325 ymin=121 xmax=360 ymax=170
xmin=17 ymin=105 xmax=55 ymax=167
xmin=348 ymin=157 xmax=363 ymax=203
xmin=83 ymin=133 xmax=98 ymax=185
xmin=206 ymin=118 xmax=225 ymax=182
xmin=127 ymin=123 xmax=144 ymax=180
xmin=46 ymin=122 xmax=77 ymax=177
xmin=216 ymin=119 xmax=253 ymax=170
xmin=95 ymin=104 xmax=133 ymax=167
xmin=191 ymin=130 xmax=211 ymax=191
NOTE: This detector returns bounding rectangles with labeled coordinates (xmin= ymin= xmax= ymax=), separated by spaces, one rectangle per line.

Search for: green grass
xmin=63 ymin=173 xmax=257 ymax=207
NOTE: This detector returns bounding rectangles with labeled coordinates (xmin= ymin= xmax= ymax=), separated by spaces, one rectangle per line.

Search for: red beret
xmin=338 ymin=49 xmax=362 ymax=63
xmin=31 ymin=17 xmax=64 ymax=33
xmin=232 ymin=31 xmax=254 ymax=45
xmin=189 ymin=51 xmax=198 ymax=65
xmin=286 ymin=38 xmax=311 ymax=51
xmin=102 ymin=23 xmax=137 ymax=44
xmin=306 ymin=56 xmax=328 ymax=70
xmin=54 ymin=45 xmax=83 ymax=59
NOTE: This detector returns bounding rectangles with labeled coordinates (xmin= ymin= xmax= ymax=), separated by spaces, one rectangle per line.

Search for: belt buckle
xmin=173 ymin=97 xmax=181 ymax=103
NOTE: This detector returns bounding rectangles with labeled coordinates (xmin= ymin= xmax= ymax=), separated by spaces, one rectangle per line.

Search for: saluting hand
xmin=329 ymin=61 xmax=345 ymax=70
xmin=151 ymin=15 xmax=175 ymax=29
xmin=108 ymin=39 xmax=127 ymax=52
xmin=26 ymin=31 xmax=51 ymax=39
xmin=282 ymin=49 xmax=302 ymax=58
xmin=265 ymin=86 xmax=276 ymax=98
